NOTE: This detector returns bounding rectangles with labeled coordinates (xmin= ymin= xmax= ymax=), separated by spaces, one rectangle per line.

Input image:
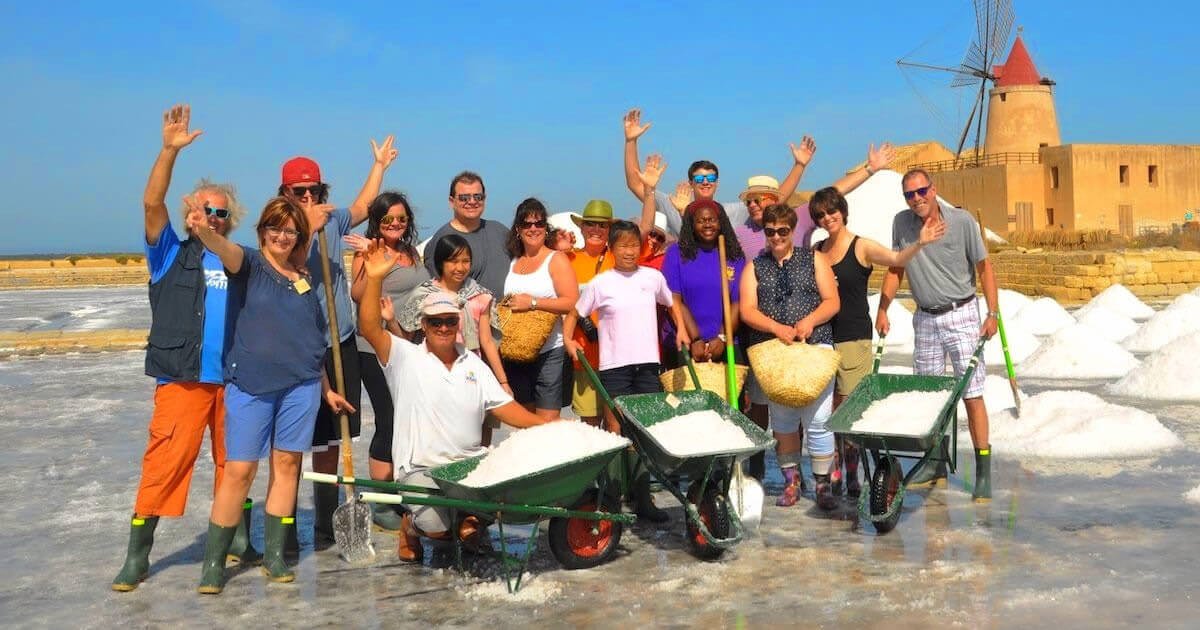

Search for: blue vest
xmin=145 ymin=237 xmax=206 ymax=381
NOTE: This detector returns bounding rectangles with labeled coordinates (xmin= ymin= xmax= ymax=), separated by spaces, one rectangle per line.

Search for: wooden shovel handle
xmin=315 ymin=228 xmax=355 ymax=492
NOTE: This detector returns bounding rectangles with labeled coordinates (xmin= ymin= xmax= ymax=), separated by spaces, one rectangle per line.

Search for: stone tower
xmin=983 ymin=34 xmax=1062 ymax=155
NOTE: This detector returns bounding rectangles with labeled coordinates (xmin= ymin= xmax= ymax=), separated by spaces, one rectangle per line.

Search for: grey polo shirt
xmin=891 ymin=203 xmax=987 ymax=309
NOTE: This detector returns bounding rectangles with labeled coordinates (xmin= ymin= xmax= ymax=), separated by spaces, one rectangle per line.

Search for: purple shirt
xmin=734 ymin=202 xmax=815 ymax=259
xmin=661 ymin=243 xmax=746 ymax=342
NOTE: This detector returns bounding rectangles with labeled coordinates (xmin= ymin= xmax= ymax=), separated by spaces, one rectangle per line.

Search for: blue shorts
xmin=224 ymin=378 xmax=322 ymax=461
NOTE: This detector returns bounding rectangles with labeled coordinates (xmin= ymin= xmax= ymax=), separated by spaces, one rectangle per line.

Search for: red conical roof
xmin=993 ymin=36 xmax=1041 ymax=87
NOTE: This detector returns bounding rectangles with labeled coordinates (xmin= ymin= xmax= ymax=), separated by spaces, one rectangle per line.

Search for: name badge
xmin=293 ymin=278 xmax=311 ymax=294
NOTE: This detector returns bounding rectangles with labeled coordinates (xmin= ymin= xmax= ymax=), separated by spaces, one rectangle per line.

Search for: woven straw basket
xmin=659 ymin=362 xmax=749 ymax=403
xmin=746 ymin=340 xmax=840 ymax=407
xmin=496 ymin=304 xmax=558 ymax=363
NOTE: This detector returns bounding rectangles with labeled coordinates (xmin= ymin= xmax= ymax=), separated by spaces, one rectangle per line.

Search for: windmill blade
xmin=954 ymin=88 xmax=983 ymax=158
xmin=985 ymin=0 xmax=1016 ymax=62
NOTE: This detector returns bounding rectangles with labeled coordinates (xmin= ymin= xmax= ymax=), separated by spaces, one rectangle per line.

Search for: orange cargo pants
xmin=133 ymin=382 xmax=226 ymax=517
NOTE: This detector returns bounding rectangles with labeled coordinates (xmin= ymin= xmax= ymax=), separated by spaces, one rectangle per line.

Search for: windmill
xmin=897 ymin=0 xmax=1016 ymax=163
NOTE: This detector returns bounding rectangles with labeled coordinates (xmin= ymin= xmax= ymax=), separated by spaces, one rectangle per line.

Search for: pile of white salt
xmin=868 ymin=293 xmax=914 ymax=351
xmin=1107 ymin=331 xmax=1200 ymax=401
xmin=645 ymin=409 xmax=754 ymax=456
xmin=1122 ymin=300 xmax=1200 ymax=353
xmin=1011 ymin=297 xmax=1076 ymax=336
xmin=1083 ymin=284 xmax=1155 ymax=321
xmin=987 ymin=390 xmax=1180 ymax=458
xmin=1018 ymin=324 xmax=1140 ymax=379
xmin=850 ymin=390 xmax=948 ymax=435
xmin=461 ymin=421 xmax=629 ymax=487
xmin=1072 ymin=304 xmax=1138 ymax=343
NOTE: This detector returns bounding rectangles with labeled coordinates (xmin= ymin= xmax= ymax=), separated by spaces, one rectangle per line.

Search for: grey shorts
xmin=504 ymin=347 xmax=566 ymax=411
xmin=395 ymin=468 xmax=450 ymax=534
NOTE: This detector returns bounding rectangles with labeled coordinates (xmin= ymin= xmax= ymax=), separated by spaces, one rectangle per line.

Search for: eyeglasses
xmin=455 ymin=193 xmax=486 ymax=203
xmin=581 ymin=220 xmax=608 ymax=229
xmin=290 ymin=185 xmax=325 ymax=199
xmin=647 ymin=231 xmax=666 ymax=242
xmin=204 ymin=206 xmax=231 ymax=219
xmin=692 ymin=174 xmax=718 ymax=184
xmin=902 ymin=186 xmax=931 ymax=200
xmin=519 ymin=219 xmax=548 ymax=229
xmin=746 ymin=195 xmax=777 ymax=206
xmin=266 ymin=225 xmax=300 ymax=239
xmin=425 ymin=315 xmax=460 ymax=329
xmin=763 ymin=226 xmax=792 ymax=238
xmin=379 ymin=214 xmax=408 ymax=226
xmin=694 ymin=215 xmax=720 ymax=226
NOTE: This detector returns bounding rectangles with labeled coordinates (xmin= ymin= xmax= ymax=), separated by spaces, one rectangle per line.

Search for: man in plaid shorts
xmin=875 ymin=169 xmax=998 ymax=501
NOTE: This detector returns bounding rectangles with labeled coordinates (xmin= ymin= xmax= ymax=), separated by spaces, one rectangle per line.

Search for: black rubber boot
xmin=197 ymin=521 xmax=237 ymax=594
xmin=814 ymin=473 xmax=839 ymax=511
xmin=908 ymin=440 xmax=949 ymax=487
xmin=312 ymin=482 xmax=339 ymax=551
xmin=262 ymin=514 xmax=296 ymax=583
xmin=226 ymin=499 xmax=261 ymax=565
xmin=972 ymin=446 xmax=992 ymax=502
xmin=112 ymin=515 xmax=159 ymax=592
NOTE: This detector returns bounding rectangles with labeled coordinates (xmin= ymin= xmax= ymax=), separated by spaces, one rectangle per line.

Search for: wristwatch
xmin=531 ymin=297 xmax=538 ymax=309
xmin=987 ymin=311 xmax=999 ymax=319
xmin=717 ymin=333 xmax=727 ymax=343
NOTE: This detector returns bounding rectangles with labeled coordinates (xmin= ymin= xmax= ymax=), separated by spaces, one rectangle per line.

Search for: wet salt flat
xmin=0 ymin=286 xmax=149 ymax=332
xmin=2 ymin=288 xmax=1200 ymax=628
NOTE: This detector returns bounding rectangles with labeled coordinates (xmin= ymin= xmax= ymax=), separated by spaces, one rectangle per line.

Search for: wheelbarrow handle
xmin=303 ymin=471 xmax=440 ymax=496
xmin=872 ymin=334 xmax=886 ymax=374
xmin=679 ymin=345 xmax=703 ymax=391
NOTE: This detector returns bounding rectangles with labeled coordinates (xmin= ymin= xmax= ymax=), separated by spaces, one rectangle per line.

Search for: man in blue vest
xmin=113 ymin=104 xmax=257 ymax=591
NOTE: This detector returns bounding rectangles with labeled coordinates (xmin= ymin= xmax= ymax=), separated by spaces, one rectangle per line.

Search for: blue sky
xmin=1 ymin=1 xmax=1196 ymax=254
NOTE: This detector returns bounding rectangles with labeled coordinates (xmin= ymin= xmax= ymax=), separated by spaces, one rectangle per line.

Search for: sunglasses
xmin=810 ymin=209 xmax=839 ymax=220
xmin=379 ymin=214 xmax=408 ymax=226
xmin=204 ymin=206 xmax=231 ymax=219
xmin=290 ymin=184 xmax=325 ymax=199
xmin=746 ymin=195 xmax=777 ymax=206
xmin=647 ymin=231 xmax=666 ymax=242
xmin=581 ymin=220 xmax=609 ymax=229
xmin=425 ymin=315 xmax=460 ymax=329
xmin=692 ymin=174 xmax=718 ymax=184
xmin=519 ymin=219 xmax=548 ymax=229
xmin=455 ymin=193 xmax=486 ymax=203
xmin=763 ymin=226 xmax=792 ymax=238
xmin=903 ymin=186 xmax=931 ymax=200
xmin=266 ymin=225 xmax=300 ymax=239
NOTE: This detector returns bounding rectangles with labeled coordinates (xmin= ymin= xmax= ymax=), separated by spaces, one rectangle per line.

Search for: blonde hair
xmin=181 ymin=178 xmax=247 ymax=231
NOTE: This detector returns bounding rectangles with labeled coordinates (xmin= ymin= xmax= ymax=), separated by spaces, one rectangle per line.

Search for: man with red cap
xmin=277 ymin=135 xmax=398 ymax=549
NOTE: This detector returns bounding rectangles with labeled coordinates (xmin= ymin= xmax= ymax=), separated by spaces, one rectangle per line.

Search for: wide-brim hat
xmin=625 ymin=212 xmax=671 ymax=237
xmin=738 ymin=175 xmax=782 ymax=202
xmin=570 ymin=199 xmax=615 ymax=227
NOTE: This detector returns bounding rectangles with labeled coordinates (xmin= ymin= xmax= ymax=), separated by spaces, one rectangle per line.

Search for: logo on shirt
xmin=465 ymin=371 xmax=478 ymax=384
xmin=205 ymin=269 xmax=228 ymax=290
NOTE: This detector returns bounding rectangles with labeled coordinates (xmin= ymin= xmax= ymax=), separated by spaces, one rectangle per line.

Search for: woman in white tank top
xmin=502 ymin=198 xmax=580 ymax=418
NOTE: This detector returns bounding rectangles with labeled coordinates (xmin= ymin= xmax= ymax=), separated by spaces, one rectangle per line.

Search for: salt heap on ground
xmin=998 ymin=288 xmax=1034 ymax=316
xmin=1122 ymin=298 xmax=1200 ymax=353
xmin=1011 ymin=297 xmax=1076 ymax=336
xmin=1108 ymin=331 xmax=1200 ymax=401
xmin=868 ymin=293 xmax=914 ymax=351
xmin=1166 ymin=292 xmax=1200 ymax=312
xmin=1073 ymin=304 xmax=1138 ymax=343
xmin=1186 ymin=484 xmax=1200 ymax=504
xmin=462 ymin=420 xmax=629 ymax=487
xmin=646 ymin=409 xmax=753 ymax=456
xmin=1081 ymin=284 xmax=1155 ymax=321
xmin=851 ymin=390 xmax=946 ymax=435
xmin=988 ymin=390 xmax=1181 ymax=458
xmin=1019 ymin=323 xmax=1140 ymax=379
xmin=957 ymin=374 xmax=1025 ymax=418
xmin=975 ymin=300 xmax=1040 ymax=365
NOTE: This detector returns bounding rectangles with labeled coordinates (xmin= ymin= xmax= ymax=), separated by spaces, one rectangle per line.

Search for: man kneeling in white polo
xmin=357 ymin=239 xmax=552 ymax=561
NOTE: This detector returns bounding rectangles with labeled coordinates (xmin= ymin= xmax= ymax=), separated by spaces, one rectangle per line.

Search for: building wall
xmin=933 ymin=164 xmax=1045 ymax=234
xmin=983 ymin=84 xmax=1062 ymax=155
xmin=1055 ymin=144 xmax=1200 ymax=232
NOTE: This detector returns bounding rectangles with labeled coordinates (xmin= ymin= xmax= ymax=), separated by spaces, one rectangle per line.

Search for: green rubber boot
xmin=312 ymin=482 xmax=339 ymax=551
xmin=226 ymin=499 xmax=262 ymax=566
xmin=372 ymin=500 xmax=405 ymax=532
xmin=972 ymin=446 xmax=992 ymax=502
xmin=908 ymin=440 xmax=949 ymax=487
xmin=262 ymin=514 xmax=296 ymax=583
xmin=112 ymin=515 xmax=159 ymax=592
xmin=284 ymin=510 xmax=300 ymax=556
xmin=197 ymin=522 xmax=237 ymax=594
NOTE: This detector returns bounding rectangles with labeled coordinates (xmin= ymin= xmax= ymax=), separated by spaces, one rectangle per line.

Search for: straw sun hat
xmin=738 ymin=175 xmax=782 ymax=202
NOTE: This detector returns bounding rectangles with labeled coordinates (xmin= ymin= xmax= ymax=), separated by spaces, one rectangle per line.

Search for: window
xmin=1119 ymin=164 xmax=1130 ymax=185
xmin=1050 ymin=166 xmax=1060 ymax=189
xmin=1149 ymin=165 xmax=1159 ymax=186
xmin=1046 ymin=207 xmax=1055 ymax=226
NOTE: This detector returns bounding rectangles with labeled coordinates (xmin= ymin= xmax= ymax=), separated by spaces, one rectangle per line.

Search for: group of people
xmin=112 ymin=105 xmax=999 ymax=595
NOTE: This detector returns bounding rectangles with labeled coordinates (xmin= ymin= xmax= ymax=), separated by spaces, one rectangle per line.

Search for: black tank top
xmin=825 ymin=236 xmax=873 ymax=343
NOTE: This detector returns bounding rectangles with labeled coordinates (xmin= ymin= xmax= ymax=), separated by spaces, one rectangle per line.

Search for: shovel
xmin=718 ymin=235 xmax=764 ymax=530
xmin=315 ymin=227 xmax=375 ymax=563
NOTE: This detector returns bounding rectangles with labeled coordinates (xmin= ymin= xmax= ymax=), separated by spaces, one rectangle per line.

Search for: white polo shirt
xmin=381 ymin=334 xmax=513 ymax=473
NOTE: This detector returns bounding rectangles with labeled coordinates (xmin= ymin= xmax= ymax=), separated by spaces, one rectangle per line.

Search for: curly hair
xmin=677 ymin=200 xmax=744 ymax=262
xmin=505 ymin=197 xmax=548 ymax=257
xmin=365 ymin=191 xmax=419 ymax=258
xmin=185 ymin=178 xmax=247 ymax=231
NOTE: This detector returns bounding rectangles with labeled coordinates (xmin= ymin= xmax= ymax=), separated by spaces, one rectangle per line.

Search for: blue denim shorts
xmin=224 ymin=378 xmax=321 ymax=461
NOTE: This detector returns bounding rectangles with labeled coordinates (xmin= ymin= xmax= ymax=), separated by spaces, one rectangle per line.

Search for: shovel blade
xmin=728 ymin=473 xmax=765 ymax=532
xmin=333 ymin=498 xmax=376 ymax=564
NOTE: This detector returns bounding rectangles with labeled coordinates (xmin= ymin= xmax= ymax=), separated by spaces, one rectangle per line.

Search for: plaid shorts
xmin=912 ymin=299 xmax=987 ymax=398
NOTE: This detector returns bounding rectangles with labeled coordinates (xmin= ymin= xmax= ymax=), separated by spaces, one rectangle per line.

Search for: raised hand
xmin=183 ymin=195 xmax=209 ymax=233
xmin=623 ymin=108 xmax=651 ymax=141
xmin=162 ymin=104 xmax=203 ymax=151
xmin=919 ymin=215 xmax=946 ymax=245
xmin=669 ymin=181 xmax=693 ymax=213
xmin=371 ymin=135 xmax=398 ymax=169
xmin=867 ymin=142 xmax=895 ymax=173
xmin=362 ymin=238 xmax=396 ymax=278
xmin=380 ymin=296 xmax=395 ymax=322
xmin=303 ymin=203 xmax=335 ymax=230
xmin=790 ymin=135 xmax=817 ymax=167
xmin=637 ymin=153 xmax=668 ymax=191
xmin=342 ymin=233 xmax=371 ymax=252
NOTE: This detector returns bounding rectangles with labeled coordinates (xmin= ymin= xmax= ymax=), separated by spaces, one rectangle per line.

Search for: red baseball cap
xmin=281 ymin=157 xmax=322 ymax=186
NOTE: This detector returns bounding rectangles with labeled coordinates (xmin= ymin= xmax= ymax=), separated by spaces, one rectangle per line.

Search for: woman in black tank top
xmin=810 ymin=186 xmax=944 ymax=496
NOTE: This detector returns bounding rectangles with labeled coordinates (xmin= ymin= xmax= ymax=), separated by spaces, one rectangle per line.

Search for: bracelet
xmin=987 ymin=311 xmax=999 ymax=318
xmin=866 ymin=165 xmax=877 ymax=176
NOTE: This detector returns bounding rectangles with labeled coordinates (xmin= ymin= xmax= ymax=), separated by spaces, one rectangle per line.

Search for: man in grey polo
xmin=876 ymin=168 xmax=998 ymax=501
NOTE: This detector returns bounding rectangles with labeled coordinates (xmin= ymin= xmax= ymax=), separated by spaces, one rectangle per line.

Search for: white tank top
xmin=503 ymin=251 xmax=563 ymax=351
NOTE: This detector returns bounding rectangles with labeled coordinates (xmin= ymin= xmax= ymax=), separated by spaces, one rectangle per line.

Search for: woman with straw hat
xmin=739 ymin=203 xmax=841 ymax=509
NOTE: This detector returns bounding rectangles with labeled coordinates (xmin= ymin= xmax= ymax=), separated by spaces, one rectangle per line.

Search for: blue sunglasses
xmin=692 ymin=173 xmax=718 ymax=184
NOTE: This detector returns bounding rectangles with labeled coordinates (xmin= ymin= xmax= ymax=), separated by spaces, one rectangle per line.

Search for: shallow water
xmin=0 ymin=286 xmax=149 ymax=332
xmin=2 ymin=290 xmax=1200 ymax=628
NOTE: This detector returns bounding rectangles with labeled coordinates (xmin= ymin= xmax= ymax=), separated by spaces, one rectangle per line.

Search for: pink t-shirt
xmin=575 ymin=266 xmax=674 ymax=371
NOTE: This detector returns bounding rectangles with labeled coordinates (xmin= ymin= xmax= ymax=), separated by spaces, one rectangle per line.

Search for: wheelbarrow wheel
xmin=686 ymin=481 xmax=730 ymax=561
xmin=548 ymin=490 xmax=623 ymax=570
xmin=870 ymin=454 xmax=903 ymax=534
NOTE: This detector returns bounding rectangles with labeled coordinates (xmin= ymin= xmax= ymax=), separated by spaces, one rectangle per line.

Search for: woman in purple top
xmin=660 ymin=199 xmax=746 ymax=367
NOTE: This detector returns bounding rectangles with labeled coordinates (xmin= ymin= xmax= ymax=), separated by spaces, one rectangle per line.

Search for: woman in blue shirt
xmin=185 ymin=195 xmax=354 ymax=594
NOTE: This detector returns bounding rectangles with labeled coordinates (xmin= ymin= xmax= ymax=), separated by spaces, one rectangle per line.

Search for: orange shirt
xmin=568 ymin=248 xmax=615 ymax=369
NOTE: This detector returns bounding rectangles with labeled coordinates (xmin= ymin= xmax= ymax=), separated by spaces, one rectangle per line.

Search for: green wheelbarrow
xmin=304 ymin=439 xmax=634 ymax=593
xmin=576 ymin=349 xmax=775 ymax=560
xmin=826 ymin=338 xmax=986 ymax=533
